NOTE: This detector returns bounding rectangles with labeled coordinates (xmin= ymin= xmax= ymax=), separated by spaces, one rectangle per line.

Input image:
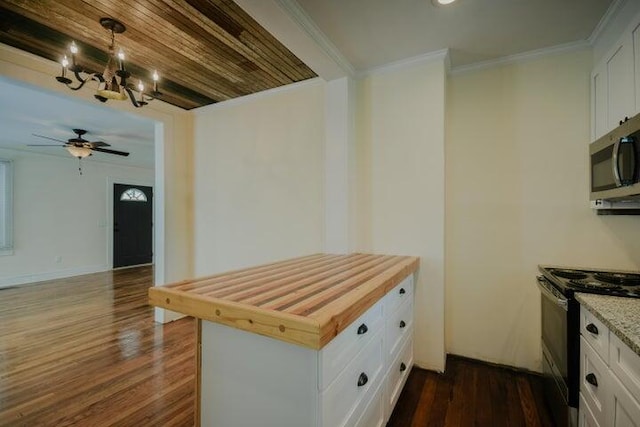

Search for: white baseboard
xmin=154 ymin=307 xmax=186 ymax=323
xmin=0 ymin=264 xmax=110 ymax=288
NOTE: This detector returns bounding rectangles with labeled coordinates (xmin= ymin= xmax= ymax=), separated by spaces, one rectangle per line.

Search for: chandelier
xmin=56 ymin=18 xmax=160 ymax=108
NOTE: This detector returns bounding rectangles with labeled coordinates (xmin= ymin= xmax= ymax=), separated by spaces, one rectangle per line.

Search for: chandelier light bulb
xmin=61 ymin=55 xmax=69 ymax=68
xmin=152 ymin=70 xmax=159 ymax=81
xmin=138 ymin=80 xmax=144 ymax=92
xmin=70 ymin=41 xmax=78 ymax=54
xmin=117 ymin=49 xmax=125 ymax=61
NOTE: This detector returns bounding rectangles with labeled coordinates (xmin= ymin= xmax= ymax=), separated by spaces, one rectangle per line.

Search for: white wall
xmin=446 ymin=49 xmax=640 ymax=371
xmin=0 ymin=148 xmax=153 ymax=286
xmin=356 ymin=58 xmax=447 ymax=371
xmin=193 ymin=81 xmax=325 ymax=275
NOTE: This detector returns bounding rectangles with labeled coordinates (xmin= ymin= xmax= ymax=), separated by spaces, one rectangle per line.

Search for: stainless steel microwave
xmin=590 ymin=113 xmax=640 ymax=201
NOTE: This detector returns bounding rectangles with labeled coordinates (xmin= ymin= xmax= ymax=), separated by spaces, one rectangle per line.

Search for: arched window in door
xmin=120 ymin=187 xmax=148 ymax=202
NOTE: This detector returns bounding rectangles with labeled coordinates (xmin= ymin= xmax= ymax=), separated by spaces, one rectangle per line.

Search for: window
xmin=0 ymin=159 xmax=13 ymax=253
xmin=120 ymin=187 xmax=148 ymax=202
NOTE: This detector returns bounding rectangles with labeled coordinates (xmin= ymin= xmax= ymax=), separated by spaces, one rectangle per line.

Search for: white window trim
xmin=0 ymin=159 xmax=13 ymax=256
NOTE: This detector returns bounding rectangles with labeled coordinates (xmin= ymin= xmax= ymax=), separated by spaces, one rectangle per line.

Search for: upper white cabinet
xmin=592 ymin=33 xmax=635 ymax=140
xmin=591 ymin=12 xmax=640 ymax=141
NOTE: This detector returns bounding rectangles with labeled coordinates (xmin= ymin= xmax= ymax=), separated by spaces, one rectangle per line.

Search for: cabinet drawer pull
xmin=399 ymin=288 xmax=406 ymax=295
xmin=399 ymin=320 xmax=406 ymax=329
xmin=586 ymin=323 xmax=599 ymax=335
xmin=400 ymin=362 xmax=407 ymax=372
xmin=586 ymin=373 xmax=598 ymax=387
xmin=357 ymin=372 xmax=368 ymax=387
xmin=357 ymin=323 xmax=368 ymax=335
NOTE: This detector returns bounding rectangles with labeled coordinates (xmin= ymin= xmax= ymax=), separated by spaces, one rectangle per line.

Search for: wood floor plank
xmin=388 ymin=356 xmax=555 ymax=427
xmin=0 ymin=266 xmax=195 ymax=427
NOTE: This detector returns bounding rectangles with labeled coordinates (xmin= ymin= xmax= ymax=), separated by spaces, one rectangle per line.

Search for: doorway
xmin=113 ymin=184 xmax=153 ymax=268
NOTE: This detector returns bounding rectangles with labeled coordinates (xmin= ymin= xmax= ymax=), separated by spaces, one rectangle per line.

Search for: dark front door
xmin=113 ymin=184 xmax=153 ymax=268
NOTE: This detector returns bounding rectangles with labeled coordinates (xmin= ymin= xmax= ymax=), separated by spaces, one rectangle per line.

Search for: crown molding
xmin=588 ymin=0 xmax=625 ymax=45
xmin=357 ymin=49 xmax=450 ymax=78
xmin=450 ymin=40 xmax=591 ymax=75
xmin=192 ymin=77 xmax=324 ymax=114
xmin=275 ymin=0 xmax=355 ymax=77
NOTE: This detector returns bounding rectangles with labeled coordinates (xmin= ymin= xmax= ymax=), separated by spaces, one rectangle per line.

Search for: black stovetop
xmin=539 ymin=266 xmax=640 ymax=298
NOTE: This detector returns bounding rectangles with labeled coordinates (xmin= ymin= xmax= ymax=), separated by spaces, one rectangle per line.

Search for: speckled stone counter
xmin=576 ymin=293 xmax=640 ymax=356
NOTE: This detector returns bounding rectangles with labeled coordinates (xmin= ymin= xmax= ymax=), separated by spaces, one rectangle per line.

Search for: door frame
xmin=107 ymin=178 xmax=155 ymax=269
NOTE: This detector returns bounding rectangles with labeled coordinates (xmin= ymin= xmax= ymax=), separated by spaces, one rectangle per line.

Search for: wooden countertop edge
xmin=148 ymin=287 xmax=322 ymax=349
xmin=314 ymin=256 xmax=419 ymax=347
xmin=149 ymin=255 xmax=419 ymax=350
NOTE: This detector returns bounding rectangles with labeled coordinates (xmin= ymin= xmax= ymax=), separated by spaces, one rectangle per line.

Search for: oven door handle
xmin=537 ymin=276 xmax=568 ymax=311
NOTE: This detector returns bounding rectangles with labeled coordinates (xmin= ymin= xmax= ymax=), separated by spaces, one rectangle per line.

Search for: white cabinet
xmin=199 ymin=274 xmax=415 ymax=427
xmin=579 ymin=306 xmax=640 ymax=427
xmin=591 ymin=15 xmax=640 ymax=140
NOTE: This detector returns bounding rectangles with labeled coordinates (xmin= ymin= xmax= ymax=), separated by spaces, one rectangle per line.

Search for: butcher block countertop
xmin=149 ymin=253 xmax=419 ymax=349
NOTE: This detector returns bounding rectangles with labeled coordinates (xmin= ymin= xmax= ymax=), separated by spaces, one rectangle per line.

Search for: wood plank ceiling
xmin=0 ymin=0 xmax=317 ymax=110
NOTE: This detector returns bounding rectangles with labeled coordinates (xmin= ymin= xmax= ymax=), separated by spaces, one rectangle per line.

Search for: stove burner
xmin=568 ymin=279 xmax=620 ymax=291
xmin=593 ymin=272 xmax=640 ymax=286
xmin=548 ymin=269 xmax=589 ymax=280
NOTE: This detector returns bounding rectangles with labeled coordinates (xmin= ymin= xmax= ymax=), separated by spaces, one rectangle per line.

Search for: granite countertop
xmin=575 ymin=293 xmax=640 ymax=356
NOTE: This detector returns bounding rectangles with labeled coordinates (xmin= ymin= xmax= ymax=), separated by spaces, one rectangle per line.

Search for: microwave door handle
xmin=612 ymin=138 xmax=622 ymax=187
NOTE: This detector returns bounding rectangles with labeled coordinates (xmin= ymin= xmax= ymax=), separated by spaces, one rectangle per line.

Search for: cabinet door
xmin=592 ymin=60 xmax=608 ymax=140
xmin=609 ymin=373 xmax=640 ymax=427
xmin=606 ymin=34 xmax=635 ymax=132
xmin=580 ymin=393 xmax=602 ymax=427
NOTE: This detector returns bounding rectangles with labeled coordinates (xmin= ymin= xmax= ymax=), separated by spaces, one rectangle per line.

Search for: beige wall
xmin=357 ymin=59 xmax=447 ymax=371
xmin=0 ymin=44 xmax=194 ymax=285
xmin=446 ymin=49 xmax=640 ymax=371
xmin=192 ymin=81 xmax=325 ymax=275
xmin=0 ymin=148 xmax=153 ymax=286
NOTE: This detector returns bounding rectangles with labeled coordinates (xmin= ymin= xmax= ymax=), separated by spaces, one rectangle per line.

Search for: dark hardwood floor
xmin=388 ymin=356 xmax=554 ymax=427
xmin=0 ymin=267 xmax=553 ymax=427
xmin=0 ymin=266 xmax=195 ymax=427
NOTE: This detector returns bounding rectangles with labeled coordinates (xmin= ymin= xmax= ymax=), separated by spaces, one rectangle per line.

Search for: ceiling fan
xmin=29 ymin=128 xmax=129 ymax=175
xmin=29 ymin=128 xmax=130 ymax=158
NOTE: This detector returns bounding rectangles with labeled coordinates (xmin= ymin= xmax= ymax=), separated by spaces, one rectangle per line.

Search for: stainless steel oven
xmin=537 ymin=265 xmax=640 ymax=427
xmin=537 ymin=275 xmax=578 ymax=427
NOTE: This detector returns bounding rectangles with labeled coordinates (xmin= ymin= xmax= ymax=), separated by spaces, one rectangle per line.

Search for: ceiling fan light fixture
xmin=66 ymin=146 xmax=92 ymax=158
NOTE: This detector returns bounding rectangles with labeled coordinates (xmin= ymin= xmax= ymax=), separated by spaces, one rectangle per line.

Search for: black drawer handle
xmin=357 ymin=372 xmax=368 ymax=387
xmin=357 ymin=323 xmax=368 ymax=335
xmin=586 ymin=373 xmax=598 ymax=387
xmin=586 ymin=323 xmax=599 ymax=335
xmin=399 ymin=288 xmax=406 ymax=295
xmin=400 ymin=362 xmax=407 ymax=372
xmin=399 ymin=320 xmax=406 ymax=329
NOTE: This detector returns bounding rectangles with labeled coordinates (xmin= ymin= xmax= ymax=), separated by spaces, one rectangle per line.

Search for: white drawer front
xmin=386 ymin=275 xmax=414 ymax=314
xmin=386 ymin=335 xmax=413 ymax=415
xmin=581 ymin=336 xmax=608 ymax=425
xmin=609 ymin=332 xmax=640 ymax=404
xmin=581 ymin=306 xmax=610 ymax=364
xmin=319 ymin=299 xmax=384 ymax=390
xmin=321 ymin=330 xmax=384 ymax=427
xmin=386 ymin=297 xmax=413 ymax=358
xmin=579 ymin=392 xmax=602 ymax=427
xmin=352 ymin=377 xmax=385 ymax=427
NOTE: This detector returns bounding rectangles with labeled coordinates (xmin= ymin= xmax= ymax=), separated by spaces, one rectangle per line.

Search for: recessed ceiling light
xmin=433 ymin=0 xmax=457 ymax=5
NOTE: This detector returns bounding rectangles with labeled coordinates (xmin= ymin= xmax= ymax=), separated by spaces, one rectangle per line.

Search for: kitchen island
xmin=149 ymin=253 xmax=419 ymax=427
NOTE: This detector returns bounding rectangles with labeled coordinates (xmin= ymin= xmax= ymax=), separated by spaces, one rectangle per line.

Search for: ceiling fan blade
xmin=91 ymin=147 xmax=130 ymax=157
xmin=32 ymin=134 xmax=68 ymax=144
xmin=27 ymin=144 xmax=67 ymax=147
xmin=88 ymin=141 xmax=110 ymax=147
